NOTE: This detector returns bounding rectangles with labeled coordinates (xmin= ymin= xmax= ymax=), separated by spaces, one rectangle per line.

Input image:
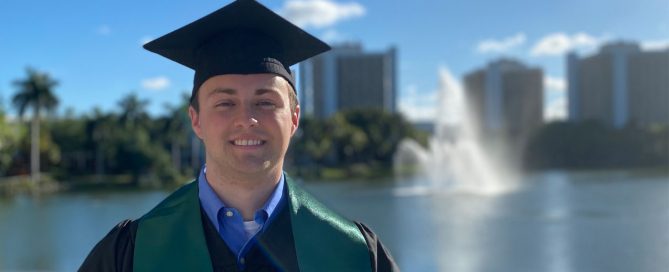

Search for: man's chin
xmin=232 ymin=160 xmax=273 ymax=174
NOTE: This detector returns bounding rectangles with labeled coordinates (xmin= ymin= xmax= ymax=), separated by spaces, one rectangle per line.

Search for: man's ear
xmin=291 ymin=105 xmax=300 ymax=137
xmin=189 ymin=106 xmax=203 ymax=139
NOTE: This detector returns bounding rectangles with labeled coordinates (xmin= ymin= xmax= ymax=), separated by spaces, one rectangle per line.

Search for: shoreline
xmin=1 ymin=166 xmax=667 ymax=196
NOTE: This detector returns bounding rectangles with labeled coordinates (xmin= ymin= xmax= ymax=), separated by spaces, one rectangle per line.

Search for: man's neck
xmin=204 ymin=162 xmax=282 ymax=221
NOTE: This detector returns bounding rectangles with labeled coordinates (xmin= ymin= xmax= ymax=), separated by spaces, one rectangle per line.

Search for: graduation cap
xmin=143 ymin=0 xmax=330 ymax=104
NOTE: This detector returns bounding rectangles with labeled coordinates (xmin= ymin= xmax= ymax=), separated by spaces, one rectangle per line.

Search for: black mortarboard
xmin=143 ymin=0 xmax=330 ymax=103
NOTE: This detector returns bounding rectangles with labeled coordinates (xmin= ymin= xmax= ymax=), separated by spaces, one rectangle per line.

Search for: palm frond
xmin=11 ymin=67 xmax=60 ymax=119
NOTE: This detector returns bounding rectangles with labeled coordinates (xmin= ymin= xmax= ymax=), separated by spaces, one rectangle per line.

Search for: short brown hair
xmin=191 ymin=81 xmax=298 ymax=114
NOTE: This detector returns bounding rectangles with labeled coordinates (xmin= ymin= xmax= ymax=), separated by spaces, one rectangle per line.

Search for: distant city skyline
xmin=568 ymin=42 xmax=669 ymax=128
xmin=299 ymin=43 xmax=396 ymax=119
xmin=1 ymin=0 xmax=667 ymax=122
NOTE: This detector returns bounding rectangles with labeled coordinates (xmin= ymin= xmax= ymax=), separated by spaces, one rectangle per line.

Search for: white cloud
xmin=321 ymin=29 xmax=344 ymax=43
xmin=277 ymin=0 xmax=365 ymax=29
xmin=399 ymin=101 xmax=437 ymax=122
xmin=530 ymin=32 xmax=603 ymax=57
xmin=544 ymin=96 xmax=568 ymax=121
xmin=477 ymin=33 xmax=526 ymax=53
xmin=141 ymin=76 xmax=170 ymax=91
xmin=544 ymin=75 xmax=567 ymax=97
xmin=399 ymin=85 xmax=438 ymax=121
xmin=140 ymin=36 xmax=153 ymax=45
xmin=543 ymin=75 xmax=568 ymax=121
xmin=641 ymin=39 xmax=669 ymax=51
xmin=98 ymin=25 xmax=111 ymax=35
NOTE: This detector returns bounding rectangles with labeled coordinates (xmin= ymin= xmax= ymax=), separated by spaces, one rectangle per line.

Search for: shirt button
xmin=226 ymin=211 xmax=233 ymax=217
xmin=240 ymin=258 xmax=245 ymax=264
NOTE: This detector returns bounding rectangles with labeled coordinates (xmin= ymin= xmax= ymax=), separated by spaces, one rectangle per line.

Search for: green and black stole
xmin=133 ymin=174 xmax=372 ymax=272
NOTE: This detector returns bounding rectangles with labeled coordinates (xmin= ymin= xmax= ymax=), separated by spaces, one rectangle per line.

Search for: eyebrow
xmin=208 ymin=88 xmax=236 ymax=97
xmin=255 ymin=88 xmax=280 ymax=96
xmin=208 ymin=88 xmax=280 ymax=97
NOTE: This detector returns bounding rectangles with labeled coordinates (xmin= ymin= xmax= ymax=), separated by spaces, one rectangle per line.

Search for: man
xmin=78 ymin=1 xmax=399 ymax=271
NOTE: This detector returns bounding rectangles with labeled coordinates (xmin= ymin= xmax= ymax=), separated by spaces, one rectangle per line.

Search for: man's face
xmin=189 ymin=74 xmax=299 ymax=175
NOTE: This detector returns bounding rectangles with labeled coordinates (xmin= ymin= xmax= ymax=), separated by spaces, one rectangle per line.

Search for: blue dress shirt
xmin=198 ymin=165 xmax=286 ymax=269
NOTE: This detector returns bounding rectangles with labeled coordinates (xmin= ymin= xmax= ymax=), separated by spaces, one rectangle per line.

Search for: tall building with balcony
xmin=298 ymin=43 xmax=397 ymax=119
xmin=568 ymin=42 xmax=669 ymax=128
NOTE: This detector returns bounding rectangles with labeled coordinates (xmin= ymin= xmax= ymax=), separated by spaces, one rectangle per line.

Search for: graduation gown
xmin=78 ymin=200 xmax=399 ymax=272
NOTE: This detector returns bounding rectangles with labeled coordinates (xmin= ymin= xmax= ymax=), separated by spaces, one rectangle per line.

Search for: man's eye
xmin=217 ymin=102 xmax=233 ymax=107
xmin=258 ymin=101 xmax=276 ymax=108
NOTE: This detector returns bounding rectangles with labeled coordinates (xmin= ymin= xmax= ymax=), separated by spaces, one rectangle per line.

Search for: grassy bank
xmin=0 ymin=174 xmax=63 ymax=196
xmin=287 ymin=163 xmax=419 ymax=181
xmin=0 ymin=173 xmax=195 ymax=196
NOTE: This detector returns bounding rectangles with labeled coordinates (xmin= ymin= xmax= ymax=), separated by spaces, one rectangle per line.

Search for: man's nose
xmin=233 ymin=104 xmax=258 ymax=128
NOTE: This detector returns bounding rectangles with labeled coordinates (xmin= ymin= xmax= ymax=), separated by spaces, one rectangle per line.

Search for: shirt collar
xmin=262 ymin=171 xmax=284 ymax=222
xmin=197 ymin=165 xmax=285 ymax=230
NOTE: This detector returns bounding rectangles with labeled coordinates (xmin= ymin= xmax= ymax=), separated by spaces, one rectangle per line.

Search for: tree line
xmin=523 ymin=120 xmax=668 ymax=170
xmin=1 ymin=68 xmax=195 ymax=186
xmin=0 ymin=68 xmax=430 ymax=187
xmin=289 ymin=109 xmax=429 ymax=178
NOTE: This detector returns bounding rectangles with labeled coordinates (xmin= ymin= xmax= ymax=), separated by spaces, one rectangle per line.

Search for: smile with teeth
xmin=232 ymin=139 xmax=265 ymax=146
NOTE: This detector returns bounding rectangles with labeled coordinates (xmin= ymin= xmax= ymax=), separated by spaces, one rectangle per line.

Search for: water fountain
xmin=394 ymin=67 xmax=518 ymax=196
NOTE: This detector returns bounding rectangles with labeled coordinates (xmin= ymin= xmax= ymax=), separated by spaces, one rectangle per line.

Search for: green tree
xmin=327 ymin=113 xmax=368 ymax=164
xmin=109 ymin=94 xmax=178 ymax=186
xmin=163 ymin=93 xmax=191 ymax=174
xmin=87 ymin=108 xmax=116 ymax=181
xmin=49 ymin=109 xmax=88 ymax=177
xmin=337 ymin=108 xmax=427 ymax=165
xmin=291 ymin=115 xmax=334 ymax=163
xmin=118 ymin=93 xmax=149 ymax=129
xmin=289 ymin=108 xmax=429 ymax=178
xmin=523 ymin=120 xmax=669 ymax=169
xmin=0 ymin=98 xmax=25 ymax=176
xmin=12 ymin=68 xmax=59 ymax=183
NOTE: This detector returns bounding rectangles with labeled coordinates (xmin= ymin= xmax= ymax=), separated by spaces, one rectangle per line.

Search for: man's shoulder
xmin=353 ymin=222 xmax=402 ymax=272
xmin=97 ymin=218 xmax=141 ymax=250
xmin=78 ymin=219 xmax=140 ymax=272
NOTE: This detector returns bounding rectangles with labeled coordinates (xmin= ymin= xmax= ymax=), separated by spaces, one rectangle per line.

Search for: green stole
xmin=134 ymin=175 xmax=372 ymax=272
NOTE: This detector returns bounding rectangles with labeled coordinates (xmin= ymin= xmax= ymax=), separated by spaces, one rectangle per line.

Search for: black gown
xmin=78 ymin=201 xmax=399 ymax=272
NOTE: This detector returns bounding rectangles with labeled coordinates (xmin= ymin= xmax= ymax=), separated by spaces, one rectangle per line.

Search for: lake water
xmin=0 ymin=169 xmax=667 ymax=272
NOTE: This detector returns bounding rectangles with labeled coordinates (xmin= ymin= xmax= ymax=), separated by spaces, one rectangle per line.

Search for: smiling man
xmin=78 ymin=1 xmax=398 ymax=272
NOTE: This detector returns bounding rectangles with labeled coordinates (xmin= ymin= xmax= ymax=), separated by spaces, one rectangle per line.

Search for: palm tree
xmin=164 ymin=105 xmax=188 ymax=174
xmin=86 ymin=107 xmax=115 ymax=182
xmin=163 ymin=93 xmax=191 ymax=174
xmin=12 ymin=68 xmax=59 ymax=183
xmin=118 ymin=93 xmax=149 ymax=128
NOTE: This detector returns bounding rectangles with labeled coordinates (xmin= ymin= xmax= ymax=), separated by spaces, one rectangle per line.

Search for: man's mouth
xmin=230 ymin=139 xmax=266 ymax=146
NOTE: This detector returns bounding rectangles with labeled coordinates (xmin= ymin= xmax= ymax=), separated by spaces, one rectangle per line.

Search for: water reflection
xmin=541 ymin=172 xmax=573 ymax=272
xmin=431 ymin=193 xmax=498 ymax=272
xmin=308 ymin=170 xmax=668 ymax=272
xmin=0 ymin=190 xmax=169 ymax=271
xmin=0 ymin=171 xmax=667 ymax=272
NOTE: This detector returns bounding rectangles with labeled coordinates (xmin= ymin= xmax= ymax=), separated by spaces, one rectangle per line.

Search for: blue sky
xmin=1 ymin=0 xmax=667 ymax=122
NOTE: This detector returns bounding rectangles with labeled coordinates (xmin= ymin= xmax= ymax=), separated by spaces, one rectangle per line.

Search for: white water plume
xmin=394 ymin=66 xmax=517 ymax=196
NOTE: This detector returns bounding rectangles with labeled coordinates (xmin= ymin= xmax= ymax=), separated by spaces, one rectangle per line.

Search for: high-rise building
xmin=568 ymin=42 xmax=669 ymax=128
xmin=463 ymin=59 xmax=544 ymax=139
xmin=298 ymin=43 xmax=396 ymax=119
